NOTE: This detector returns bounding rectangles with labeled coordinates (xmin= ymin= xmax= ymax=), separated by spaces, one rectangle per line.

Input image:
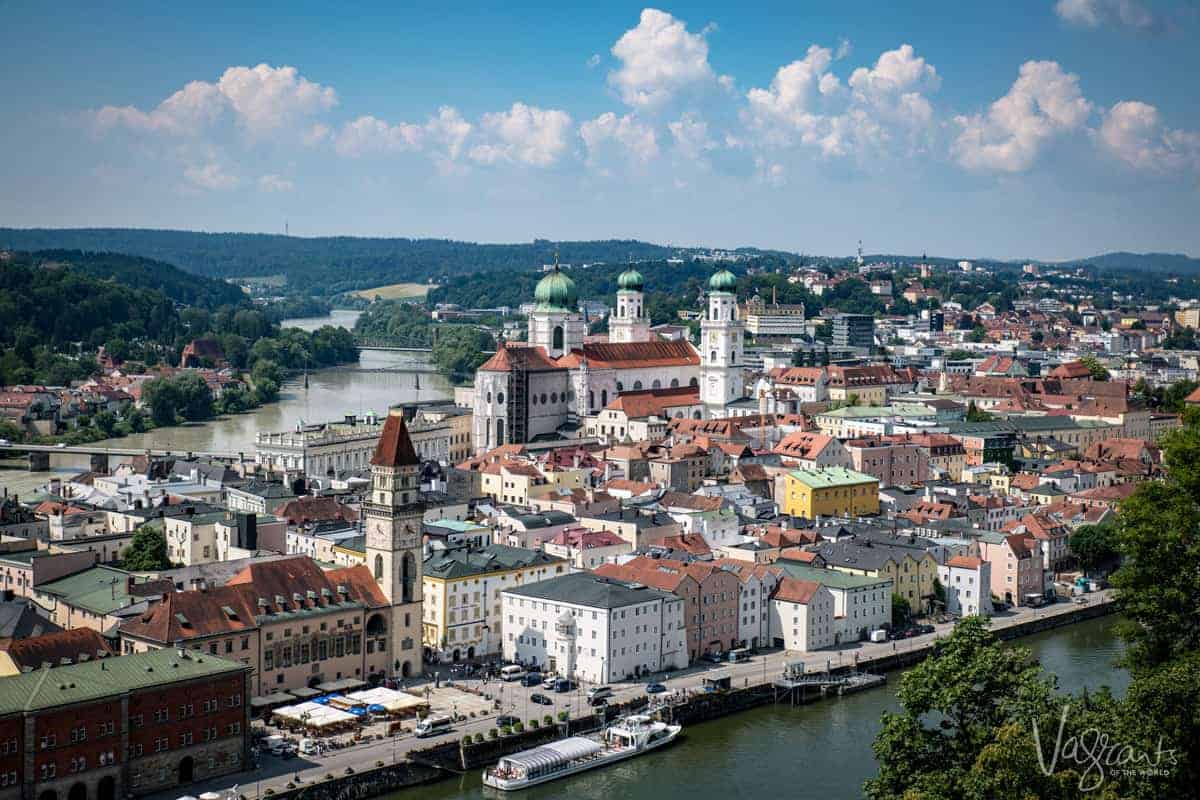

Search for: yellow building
xmin=781 ymin=467 xmax=880 ymax=519
xmin=421 ymin=544 xmax=567 ymax=663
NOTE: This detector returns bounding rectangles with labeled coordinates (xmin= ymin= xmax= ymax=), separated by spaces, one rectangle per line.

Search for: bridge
xmin=353 ymin=335 xmax=432 ymax=352
xmin=0 ymin=443 xmax=244 ymax=473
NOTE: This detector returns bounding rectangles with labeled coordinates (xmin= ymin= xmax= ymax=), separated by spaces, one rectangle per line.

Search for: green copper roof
xmin=708 ymin=268 xmax=738 ymax=293
xmin=617 ymin=268 xmax=644 ymax=291
xmin=787 ymin=466 xmax=878 ymax=489
xmin=0 ymin=648 xmax=246 ymax=714
xmin=534 ymin=266 xmax=579 ymax=312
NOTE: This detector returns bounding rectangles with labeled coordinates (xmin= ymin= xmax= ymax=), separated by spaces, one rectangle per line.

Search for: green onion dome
xmin=617 ymin=267 xmax=645 ymax=292
xmin=708 ymin=268 xmax=738 ymax=293
xmin=533 ymin=265 xmax=579 ymax=311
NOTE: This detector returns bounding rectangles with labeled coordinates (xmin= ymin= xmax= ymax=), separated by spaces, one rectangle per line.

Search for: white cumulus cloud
xmin=257 ymin=174 xmax=295 ymax=192
xmin=1099 ymin=100 xmax=1200 ymax=174
xmin=668 ymin=111 xmax=716 ymax=159
xmin=184 ymin=162 xmax=240 ymax=190
xmin=335 ymin=106 xmax=472 ymax=166
xmin=580 ymin=112 xmax=659 ymax=165
xmin=609 ymin=8 xmax=717 ymax=109
xmin=1054 ymin=0 xmax=1162 ymax=33
xmin=952 ymin=60 xmax=1092 ymax=173
xmin=469 ymin=103 xmax=573 ymax=167
xmin=93 ymin=64 xmax=336 ymax=136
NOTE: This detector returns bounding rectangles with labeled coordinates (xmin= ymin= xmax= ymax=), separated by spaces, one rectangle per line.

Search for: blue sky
xmin=1 ymin=0 xmax=1198 ymax=260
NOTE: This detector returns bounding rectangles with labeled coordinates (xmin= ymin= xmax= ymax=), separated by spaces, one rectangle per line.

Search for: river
xmin=413 ymin=615 xmax=1128 ymax=800
xmin=0 ymin=311 xmax=448 ymax=494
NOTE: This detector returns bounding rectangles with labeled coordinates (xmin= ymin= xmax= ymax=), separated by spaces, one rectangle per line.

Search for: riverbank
xmin=162 ymin=595 xmax=1120 ymax=800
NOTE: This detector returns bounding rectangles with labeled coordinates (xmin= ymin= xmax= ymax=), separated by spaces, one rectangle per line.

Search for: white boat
xmin=482 ymin=714 xmax=682 ymax=791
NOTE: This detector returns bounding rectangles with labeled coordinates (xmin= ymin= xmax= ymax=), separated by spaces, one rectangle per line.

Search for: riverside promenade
xmin=157 ymin=591 xmax=1114 ymax=800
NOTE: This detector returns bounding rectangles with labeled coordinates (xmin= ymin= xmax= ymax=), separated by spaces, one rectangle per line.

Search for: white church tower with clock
xmin=700 ymin=268 xmax=744 ymax=418
xmin=364 ymin=408 xmax=424 ymax=678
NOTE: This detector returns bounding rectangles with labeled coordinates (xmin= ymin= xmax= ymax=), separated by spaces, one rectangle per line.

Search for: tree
xmin=891 ymin=594 xmax=911 ymax=628
xmin=0 ymin=419 xmax=23 ymax=443
xmin=966 ymin=401 xmax=993 ymax=422
xmin=866 ymin=617 xmax=1067 ymax=800
xmin=122 ymin=525 xmax=171 ymax=570
xmin=1069 ymin=520 xmax=1119 ymax=573
xmin=93 ymin=410 xmax=117 ymax=437
xmin=1078 ymin=354 xmax=1110 ymax=381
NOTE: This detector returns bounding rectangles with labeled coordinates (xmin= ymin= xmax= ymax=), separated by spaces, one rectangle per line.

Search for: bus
xmin=727 ymin=648 xmax=751 ymax=663
xmin=415 ymin=715 xmax=453 ymax=738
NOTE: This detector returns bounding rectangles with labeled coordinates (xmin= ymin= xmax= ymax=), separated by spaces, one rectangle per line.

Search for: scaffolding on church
xmin=508 ymin=350 xmax=528 ymax=445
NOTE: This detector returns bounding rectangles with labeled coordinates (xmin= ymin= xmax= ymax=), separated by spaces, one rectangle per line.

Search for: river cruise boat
xmin=481 ymin=714 xmax=682 ymax=791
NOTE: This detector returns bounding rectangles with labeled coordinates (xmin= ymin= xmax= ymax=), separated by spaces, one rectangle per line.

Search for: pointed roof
xmin=371 ymin=410 xmax=420 ymax=467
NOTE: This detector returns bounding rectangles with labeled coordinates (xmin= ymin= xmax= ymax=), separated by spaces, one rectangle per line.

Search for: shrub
xmin=557 ymin=711 xmax=569 ymax=722
xmin=513 ymin=722 xmax=525 ymax=733
xmin=529 ymin=719 xmax=539 ymax=730
xmin=500 ymin=725 xmax=513 ymax=736
xmin=543 ymin=715 xmax=553 ymax=726
xmin=487 ymin=728 xmax=498 ymax=740
xmin=462 ymin=735 xmax=473 ymax=746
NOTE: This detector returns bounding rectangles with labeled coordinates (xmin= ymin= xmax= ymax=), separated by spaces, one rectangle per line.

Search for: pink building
xmin=974 ymin=532 xmax=1045 ymax=607
xmin=595 ymin=556 xmax=741 ymax=661
xmin=845 ymin=437 xmax=929 ymax=488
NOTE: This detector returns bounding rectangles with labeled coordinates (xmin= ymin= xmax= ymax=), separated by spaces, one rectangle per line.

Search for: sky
xmin=1 ymin=0 xmax=1198 ymax=260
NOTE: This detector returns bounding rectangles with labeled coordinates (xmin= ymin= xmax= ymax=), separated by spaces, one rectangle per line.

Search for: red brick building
xmin=0 ymin=648 xmax=250 ymax=800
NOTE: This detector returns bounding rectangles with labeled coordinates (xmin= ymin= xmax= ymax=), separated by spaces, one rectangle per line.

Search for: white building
xmin=717 ymin=561 xmax=783 ymax=650
xmin=501 ymin=572 xmax=688 ymax=683
xmin=769 ymin=578 xmax=836 ymax=652
xmin=472 ymin=264 xmax=749 ymax=452
xmin=255 ymin=414 xmax=384 ymax=477
xmin=938 ymin=555 xmax=994 ymax=617
xmin=776 ymin=561 xmax=891 ymax=644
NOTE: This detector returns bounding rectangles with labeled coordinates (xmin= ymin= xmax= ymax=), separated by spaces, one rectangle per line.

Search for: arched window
xmin=497 ymin=392 xmax=505 ymax=404
xmin=486 ymin=391 xmax=492 ymax=404
xmin=589 ymin=391 xmax=595 ymax=410
xmin=652 ymin=379 xmax=661 ymax=389
xmin=619 ymin=306 xmax=625 ymax=318
xmin=553 ymin=326 xmax=564 ymax=351
xmin=693 ymin=410 xmax=703 ymax=419
xmin=601 ymin=389 xmax=608 ymax=406
xmin=730 ymin=352 xmax=736 ymax=364
xmin=496 ymin=418 xmax=505 ymax=444
xmin=616 ymin=382 xmax=624 ymax=391
xmin=531 ymin=394 xmax=537 ymax=405
xmin=551 ymin=392 xmax=558 ymax=404
xmin=373 ymin=554 xmax=384 ymax=581
xmin=633 ymin=381 xmax=643 ymax=390
xmin=690 ymin=377 xmax=698 ymax=387
xmin=401 ymin=553 xmax=417 ymax=603
xmin=670 ymin=378 xmax=679 ymax=388
xmin=710 ymin=350 xmax=717 ymax=363
xmin=540 ymin=393 xmax=548 ymax=404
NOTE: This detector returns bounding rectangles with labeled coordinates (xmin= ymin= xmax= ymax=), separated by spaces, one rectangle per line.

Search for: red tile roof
xmin=578 ymin=340 xmax=700 ymax=369
xmin=371 ymin=411 xmax=420 ymax=467
xmin=605 ymin=386 xmax=700 ymax=418
xmin=4 ymin=629 xmax=112 ymax=670
xmin=773 ymin=577 xmax=822 ymax=604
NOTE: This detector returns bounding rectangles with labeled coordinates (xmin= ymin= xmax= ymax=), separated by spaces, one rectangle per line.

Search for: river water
xmin=0 ymin=311 xmax=448 ymax=494
xmin=414 ymin=615 xmax=1128 ymax=800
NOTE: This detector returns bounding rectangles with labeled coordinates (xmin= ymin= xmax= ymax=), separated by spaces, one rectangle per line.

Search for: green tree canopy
xmin=122 ymin=525 xmax=171 ymax=571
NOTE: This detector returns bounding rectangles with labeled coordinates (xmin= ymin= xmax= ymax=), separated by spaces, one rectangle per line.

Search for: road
xmin=154 ymin=592 xmax=1111 ymax=800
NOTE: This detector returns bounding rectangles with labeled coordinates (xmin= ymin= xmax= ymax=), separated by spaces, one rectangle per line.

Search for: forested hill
xmin=1077 ymin=251 xmax=1200 ymax=274
xmin=27 ymin=249 xmax=246 ymax=308
xmin=0 ymin=228 xmax=790 ymax=293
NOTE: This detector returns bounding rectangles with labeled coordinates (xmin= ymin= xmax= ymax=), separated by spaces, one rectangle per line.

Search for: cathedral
xmin=471 ymin=262 xmax=747 ymax=451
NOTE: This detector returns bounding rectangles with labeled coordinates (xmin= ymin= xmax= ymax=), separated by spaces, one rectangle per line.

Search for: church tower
xmin=528 ymin=255 xmax=586 ymax=358
xmin=610 ymin=267 xmax=651 ymax=343
xmin=364 ymin=408 xmax=424 ymax=678
xmin=700 ymin=268 xmax=745 ymax=418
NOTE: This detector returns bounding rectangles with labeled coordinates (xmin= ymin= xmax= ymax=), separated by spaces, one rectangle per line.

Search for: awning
xmin=316 ymin=677 xmax=367 ymax=693
xmin=272 ymin=701 xmax=357 ymax=729
xmin=250 ymin=692 xmax=295 ymax=708
xmin=288 ymin=686 xmax=322 ymax=699
xmin=346 ymin=687 xmax=428 ymax=713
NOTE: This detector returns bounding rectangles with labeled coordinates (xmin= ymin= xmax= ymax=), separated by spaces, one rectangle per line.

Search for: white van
xmin=298 ymin=738 xmax=319 ymax=756
xmin=414 ymin=714 xmax=453 ymax=738
xmin=500 ymin=665 xmax=527 ymax=682
xmin=262 ymin=735 xmax=286 ymax=756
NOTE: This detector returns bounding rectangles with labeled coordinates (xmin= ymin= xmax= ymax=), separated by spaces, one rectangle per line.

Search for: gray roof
xmin=424 ymin=545 xmax=564 ymax=580
xmin=813 ymin=538 xmax=935 ymax=571
xmin=504 ymin=572 xmax=675 ymax=609
xmin=0 ymin=601 xmax=61 ymax=639
xmin=588 ymin=508 xmax=676 ymax=529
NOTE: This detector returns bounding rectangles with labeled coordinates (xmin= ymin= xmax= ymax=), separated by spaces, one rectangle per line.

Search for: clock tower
xmin=364 ymin=408 xmax=424 ymax=678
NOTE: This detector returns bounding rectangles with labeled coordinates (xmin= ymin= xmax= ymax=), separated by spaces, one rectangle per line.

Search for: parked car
xmin=645 ymin=682 xmax=667 ymax=694
xmin=520 ymin=672 xmax=543 ymax=687
xmin=702 ymin=651 xmax=724 ymax=663
xmin=553 ymin=678 xmax=573 ymax=693
xmin=530 ymin=693 xmax=553 ymax=705
xmin=917 ymin=624 xmax=935 ymax=635
xmin=542 ymin=675 xmax=558 ymax=689
xmin=496 ymin=715 xmax=520 ymax=728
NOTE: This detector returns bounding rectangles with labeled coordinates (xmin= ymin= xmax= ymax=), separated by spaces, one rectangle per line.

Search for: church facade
xmin=471 ymin=264 xmax=748 ymax=452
